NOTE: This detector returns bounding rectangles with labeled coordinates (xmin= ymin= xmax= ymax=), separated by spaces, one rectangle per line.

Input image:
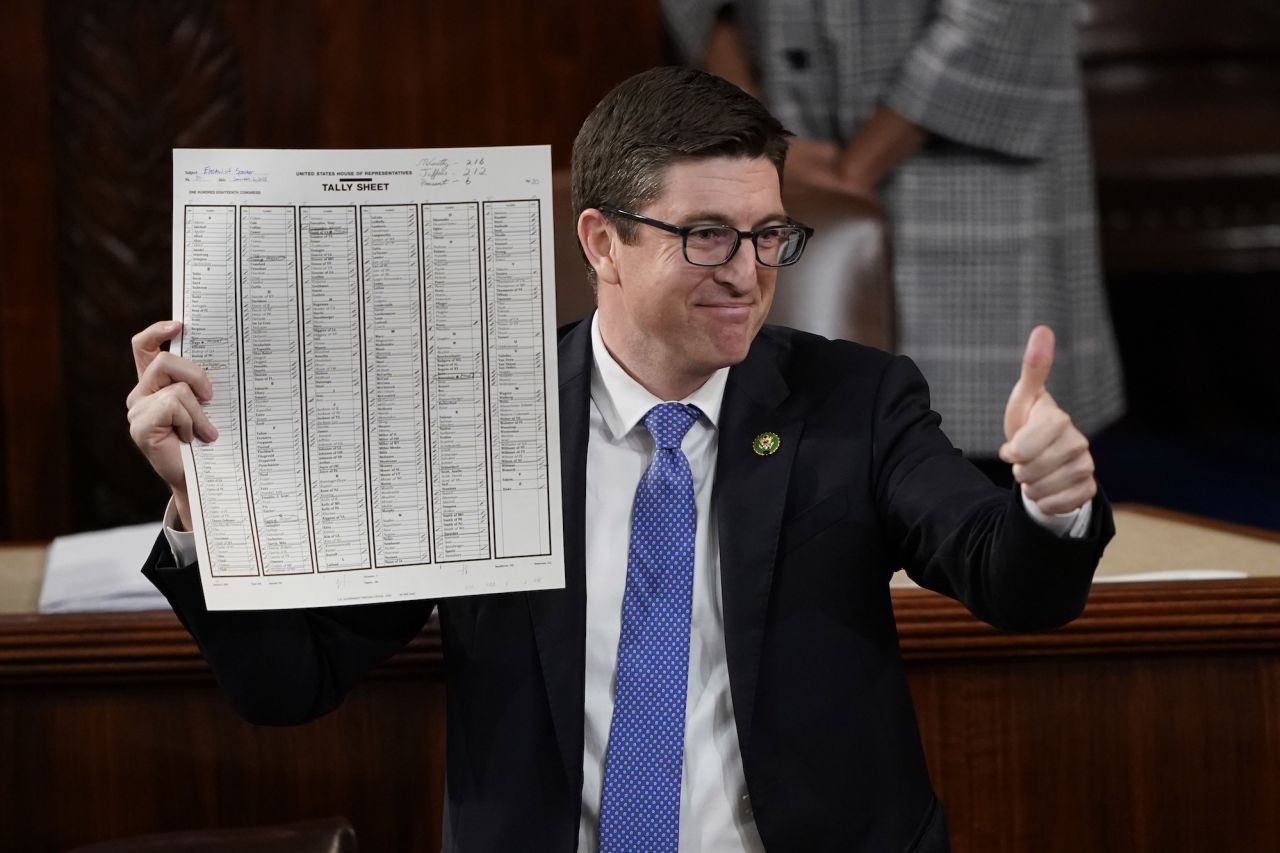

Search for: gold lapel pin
xmin=752 ymin=431 xmax=781 ymax=457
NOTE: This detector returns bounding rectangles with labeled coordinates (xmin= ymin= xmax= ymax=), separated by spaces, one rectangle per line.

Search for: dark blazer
xmin=145 ymin=318 xmax=1114 ymax=852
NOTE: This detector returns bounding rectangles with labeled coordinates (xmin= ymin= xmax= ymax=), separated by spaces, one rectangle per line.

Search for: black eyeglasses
xmin=598 ymin=207 xmax=814 ymax=268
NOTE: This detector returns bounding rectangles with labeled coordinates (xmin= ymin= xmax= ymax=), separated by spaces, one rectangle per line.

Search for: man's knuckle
xmin=129 ymin=419 xmax=154 ymax=446
xmin=163 ymin=381 xmax=192 ymax=400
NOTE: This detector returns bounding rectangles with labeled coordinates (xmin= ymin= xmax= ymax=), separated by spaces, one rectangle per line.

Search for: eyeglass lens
xmin=684 ymin=225 xmax=805 ymax=267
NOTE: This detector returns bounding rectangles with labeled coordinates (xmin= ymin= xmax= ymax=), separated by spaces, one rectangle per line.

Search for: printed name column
xmin=362 ymin=205 xmax=432 ymax=567
xmin=483 ymin=200 xmax=551 ymax=558
xmin=301 ymin=207 xmax=372 ymax=571
xmin=242 ymin=206 xmax=314 ymax=575
xmin=184 ymin=206 xmax=258 ymax=576
xmin=423 ymin=203 xmax=491 ymax=561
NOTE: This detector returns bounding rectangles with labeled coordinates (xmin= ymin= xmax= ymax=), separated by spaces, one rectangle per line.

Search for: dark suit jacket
xmin=145 ymin=319 xmax=1114 ymax=852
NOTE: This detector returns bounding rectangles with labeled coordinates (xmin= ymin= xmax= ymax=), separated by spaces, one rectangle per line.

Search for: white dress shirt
xmin=578 ymin=316 xmax=764 ymax=852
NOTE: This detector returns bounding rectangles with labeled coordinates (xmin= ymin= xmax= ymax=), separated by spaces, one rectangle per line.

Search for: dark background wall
xmin=1 ymin=0 xmax=1277 ymax=540
xmin=1082 ymin=0 xmax=1280 ymax=528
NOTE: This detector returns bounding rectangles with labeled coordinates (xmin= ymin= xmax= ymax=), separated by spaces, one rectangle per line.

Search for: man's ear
xmin=578 ymin=208 xmax=621 ymax=287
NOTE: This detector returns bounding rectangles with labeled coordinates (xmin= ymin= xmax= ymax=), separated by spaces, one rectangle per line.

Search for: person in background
xmin=664 ymin=0 xmax=1126 ymax=482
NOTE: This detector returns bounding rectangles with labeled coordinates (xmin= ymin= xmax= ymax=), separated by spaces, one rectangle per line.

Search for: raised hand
xmin=125 ymin=321 xmax=217 ymax=529
xmin=999 ymin=326 xmax=1097 ymax=515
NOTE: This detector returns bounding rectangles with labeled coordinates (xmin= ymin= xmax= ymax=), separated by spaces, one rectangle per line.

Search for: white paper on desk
xmin=40 ymin=522 xmax=169 ymax=613
xmin=172 ymin=146 xmax=564 ymax=610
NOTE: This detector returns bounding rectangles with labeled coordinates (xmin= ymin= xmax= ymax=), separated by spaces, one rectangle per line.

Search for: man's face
xmin=596 ymin=156 xmax=784 ymax=395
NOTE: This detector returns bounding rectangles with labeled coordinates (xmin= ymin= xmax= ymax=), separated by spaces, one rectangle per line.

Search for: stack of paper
xmin=38 ymin=522 xmax=169 ymax=613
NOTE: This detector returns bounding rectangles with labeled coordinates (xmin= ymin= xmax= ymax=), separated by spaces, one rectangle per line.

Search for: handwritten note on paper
xmin=171 ymin=146 xmax=563 ymax=611
xmin=181 ymin=165 xmax=271 ymax=184
xmin=417 ymin=155 xmax=489 ymax=187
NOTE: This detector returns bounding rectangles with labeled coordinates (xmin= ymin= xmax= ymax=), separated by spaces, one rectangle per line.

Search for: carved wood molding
xmin=896 ymin=579 xmax=1280 ymax=663
xmin=46 ymin=0 xmax=245 ymax=529
xmin=0 ymin=609 xmax=443 ymax=686
xmin=4 ymin=579 xmax=1277 ymax=685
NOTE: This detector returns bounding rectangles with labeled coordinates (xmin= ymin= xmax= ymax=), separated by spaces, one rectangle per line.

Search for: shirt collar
xmin=589 ymin=312 xmax=728 ymax=441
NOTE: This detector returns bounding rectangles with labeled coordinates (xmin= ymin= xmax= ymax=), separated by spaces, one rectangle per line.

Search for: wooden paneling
xmin=912 ymin=654 xmax=1280 ymax=853
xmin=6 ymin=0 xmax=663 ymax=538
xmin=1081 ymin=0 xmax=1280 ymax=276
xmin=48 ymin=0 xmax=247 ymax=531
xmin=3 ymin=579 xmax=1278 ymax=852
xmin=0 ymin=610 xmax=445 ymax=852
xmin=0 ymin=678 xmax=447 ymax=852
xmin=219 ymin=0 xmax=662 ymax=158
xmin=0 ymin=1 xmax=66 ymax=540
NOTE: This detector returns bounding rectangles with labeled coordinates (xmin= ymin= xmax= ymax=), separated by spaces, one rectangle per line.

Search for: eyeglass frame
xmin=596 ymin=206 xmax=815 ymax=268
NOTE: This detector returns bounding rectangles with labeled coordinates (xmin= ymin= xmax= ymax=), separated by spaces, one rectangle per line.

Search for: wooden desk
xmin=2 ymin=508 xmax=1278 ymax=852
xmin=897 ymin=507 xmax=1280 ymax=851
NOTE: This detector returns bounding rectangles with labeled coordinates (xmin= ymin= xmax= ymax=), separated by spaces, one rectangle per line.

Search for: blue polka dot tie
xmin=598 ymin=402 xmax=701 ymax=852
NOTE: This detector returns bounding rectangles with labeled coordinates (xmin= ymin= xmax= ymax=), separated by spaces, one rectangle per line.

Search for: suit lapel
xmin=714 ymin=331 xmax=799 ymax=759
xmin=529 ymin=318 xmax=592 ymax=790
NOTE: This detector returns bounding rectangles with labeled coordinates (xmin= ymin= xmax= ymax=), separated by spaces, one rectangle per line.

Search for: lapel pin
xmin=752 ymin=431 xmax=781 ymax=457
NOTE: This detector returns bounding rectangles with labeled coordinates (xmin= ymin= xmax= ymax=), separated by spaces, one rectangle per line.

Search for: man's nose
xmin=712 ymin=238 xmax=759 ymax=293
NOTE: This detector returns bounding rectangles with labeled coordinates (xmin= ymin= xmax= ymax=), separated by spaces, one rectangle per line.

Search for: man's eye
xmin=689 ymin=227 xmax=731 ymax=244
xmin=756 ymin=227 xmax=785 ymax=246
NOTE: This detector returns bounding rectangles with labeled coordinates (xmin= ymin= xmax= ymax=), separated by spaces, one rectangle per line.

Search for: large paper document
xmin=171 ymin=146 xmax=563 ymax=610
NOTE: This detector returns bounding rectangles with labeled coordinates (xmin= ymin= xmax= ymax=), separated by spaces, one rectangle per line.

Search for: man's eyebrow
xmin=681 ymin=210 xmax=792 ymax=229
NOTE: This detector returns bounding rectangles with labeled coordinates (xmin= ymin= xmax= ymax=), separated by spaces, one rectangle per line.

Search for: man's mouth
xmin=696 ymin=303 xmax=754 ymax=320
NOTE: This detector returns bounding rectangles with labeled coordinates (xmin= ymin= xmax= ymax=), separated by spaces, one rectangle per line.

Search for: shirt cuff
xmin=162 ymin=498 xmax=199 ymax=568
xmin=1021 ymin=488 xmax=1092 ymax=539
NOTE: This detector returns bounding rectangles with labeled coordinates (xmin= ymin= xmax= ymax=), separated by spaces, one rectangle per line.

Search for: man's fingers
xmin=1031 ymin=478 xmax=1098 ymax=516
xmin=1020 ymin=451 xmax=1095 ymax=503
xmin=999 ymin=393 xmax=1069 ymax=464
xmin=158 ymin=382 xmax=219 ymax=443
xmin=1011 ymin=429 xmax=1090 ymax=484
xmin=1002 ymin=325 xmax=1055 ymax=440
xmin=129 ymin=393 xmax=194 ymax=446
xmin=126 ymin=351 xmax=213 ymax=409
xmin=132 ymin=320 xmax=183 ymax=381
xmin=158 ymin=382 xmax=219 ymax=442
xmin=127 ymin=383 xmax=218 ymax=444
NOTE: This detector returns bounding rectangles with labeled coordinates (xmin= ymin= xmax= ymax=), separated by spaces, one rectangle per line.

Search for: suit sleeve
xmin=142 ymin=532 xmax=435 ymax=725
xmin=882 ymin=0 xmax=1080 ymax=160
xmin=871 ymin=354 xmax=1114 ymax=630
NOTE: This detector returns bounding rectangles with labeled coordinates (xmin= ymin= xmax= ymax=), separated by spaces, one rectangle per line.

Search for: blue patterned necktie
xmin=598 ymin=401 xmax=702 ymax=852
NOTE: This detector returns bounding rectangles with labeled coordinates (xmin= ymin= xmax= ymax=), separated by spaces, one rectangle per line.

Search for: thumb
xmin=1003 ymin=325 xmax=1055 ymax=440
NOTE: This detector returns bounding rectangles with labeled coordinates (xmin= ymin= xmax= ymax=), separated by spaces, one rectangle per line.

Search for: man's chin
xmin=700 ymin=334 xmax=757 ymax=370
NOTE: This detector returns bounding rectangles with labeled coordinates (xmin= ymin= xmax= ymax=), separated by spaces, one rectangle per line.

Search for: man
xmin=128 ymin=67 xmax=1111 ymax=852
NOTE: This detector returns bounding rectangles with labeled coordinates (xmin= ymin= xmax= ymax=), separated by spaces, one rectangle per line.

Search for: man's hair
xmin=570 ymin=66 xmax=792 ymax=286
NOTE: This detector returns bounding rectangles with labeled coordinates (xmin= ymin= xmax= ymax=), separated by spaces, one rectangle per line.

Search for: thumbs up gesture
xmin=999 ymin=326 xmax=1097 ymax=515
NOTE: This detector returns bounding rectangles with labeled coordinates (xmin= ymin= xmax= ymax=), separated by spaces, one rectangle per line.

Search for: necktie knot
xmin=643 ymin=402 xmax=700 ymax=450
